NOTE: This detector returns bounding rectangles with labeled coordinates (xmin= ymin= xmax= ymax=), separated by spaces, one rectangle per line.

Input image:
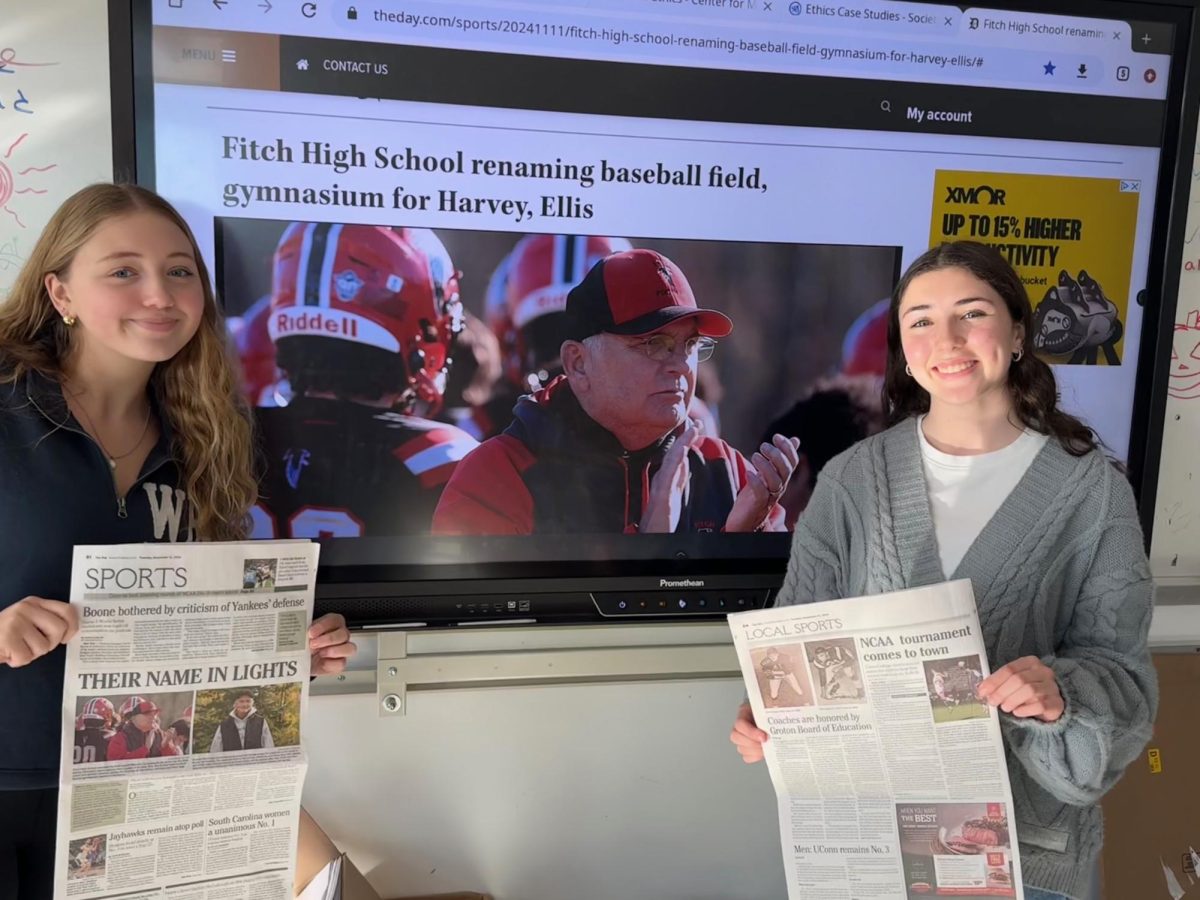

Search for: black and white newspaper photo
xmin=53 ymin=540 xmax=318 ymax=900
xmin=730 ymin=580 xmax=1025 ymax=900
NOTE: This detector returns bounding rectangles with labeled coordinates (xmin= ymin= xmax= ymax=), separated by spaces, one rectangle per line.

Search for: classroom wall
xmin=0 ymin=4 xmax=112 ymax=297
xmin=9 ymin=4 xmax=1200 ymax=898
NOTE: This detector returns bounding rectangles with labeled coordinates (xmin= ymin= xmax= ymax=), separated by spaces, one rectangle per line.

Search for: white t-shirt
xmin=917 ymin=417 xmax=1048 ymax=577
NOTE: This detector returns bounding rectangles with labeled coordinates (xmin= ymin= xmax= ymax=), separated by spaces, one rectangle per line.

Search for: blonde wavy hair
xmin=0 ymin=183 xmax=256 ymax=540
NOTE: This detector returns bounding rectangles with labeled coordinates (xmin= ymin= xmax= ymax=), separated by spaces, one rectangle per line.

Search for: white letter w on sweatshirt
xmin=142 ymin=483 xmax=194 ymax=542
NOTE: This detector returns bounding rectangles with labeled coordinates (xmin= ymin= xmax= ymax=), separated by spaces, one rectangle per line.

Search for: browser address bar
xmin=328 ymin=0 xmax=1109 ymax=91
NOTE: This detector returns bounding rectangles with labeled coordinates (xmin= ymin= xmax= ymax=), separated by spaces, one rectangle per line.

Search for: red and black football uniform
xmin=252 ymin=398 xmax=477 ymax=538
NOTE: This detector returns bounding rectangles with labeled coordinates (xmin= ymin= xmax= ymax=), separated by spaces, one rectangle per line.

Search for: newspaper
xmin=54 ymin=540 xmax=319 ymax=900
xmin=730 ymin=580 xmax=1025 ymax=900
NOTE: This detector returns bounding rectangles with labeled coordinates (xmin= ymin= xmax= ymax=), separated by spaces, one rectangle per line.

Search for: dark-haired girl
xmin=730 ymin=241 xmax=1154 ymax=900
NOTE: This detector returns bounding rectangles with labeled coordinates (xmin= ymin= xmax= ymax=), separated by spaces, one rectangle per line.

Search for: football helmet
xmin=505 ymin=234 xmax=632 ymax=387
xmin=841 ymin=299 xmax=889 ymax=379
xmin=81 ymin=697 xmax=116 ymax=729
xmin=269 ymin=223 xmax=464 ymax=413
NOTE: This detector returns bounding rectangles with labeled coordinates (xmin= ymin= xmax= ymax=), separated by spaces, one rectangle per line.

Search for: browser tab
xmin=963 ymin=8 xmax=1128 ymax=45
xmin=783 ymin=1 xmax=960 ymax=35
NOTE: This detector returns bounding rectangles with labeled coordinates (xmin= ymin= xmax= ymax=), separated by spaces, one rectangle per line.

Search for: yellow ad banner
xmin=930 ymin=171 xmax=1140 ymax=365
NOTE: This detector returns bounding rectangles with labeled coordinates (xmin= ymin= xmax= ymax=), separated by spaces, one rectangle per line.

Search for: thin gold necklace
xmin=64 ymin=387 xmax=153 ymax=470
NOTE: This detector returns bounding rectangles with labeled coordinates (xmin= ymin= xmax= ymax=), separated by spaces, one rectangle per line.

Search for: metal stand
xmin=371 ymin=622 xmax=739 ymax=716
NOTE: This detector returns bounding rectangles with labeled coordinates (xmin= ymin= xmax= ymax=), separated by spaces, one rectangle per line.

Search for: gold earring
xmin=62 ymin=314 xmax=77 ymax=327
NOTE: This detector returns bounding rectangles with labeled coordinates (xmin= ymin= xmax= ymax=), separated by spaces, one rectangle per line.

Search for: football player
xmin=250 ymin=223 xmax=479 ymax=539
xmin=72 ymin=697 xmax=116 ymax=765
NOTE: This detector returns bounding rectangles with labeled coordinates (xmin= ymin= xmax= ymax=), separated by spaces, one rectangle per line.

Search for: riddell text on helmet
xmin=275 ymin=311 xmax=358 ymax=339
xmin=268 ymin=309 xmax=401 ymax=353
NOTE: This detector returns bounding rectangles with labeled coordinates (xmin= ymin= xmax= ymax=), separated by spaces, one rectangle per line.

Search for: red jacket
xmin=105 ymin=723 xmax=181 ymax=761
xmin=433 ymin=377 xmax=784 ymax=535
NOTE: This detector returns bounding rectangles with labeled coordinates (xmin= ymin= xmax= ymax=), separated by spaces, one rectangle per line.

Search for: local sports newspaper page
xmin=54 ymin=540 xmax=318 ymax=899
xmin=730 ymin=580 xmax=1025 ymax=900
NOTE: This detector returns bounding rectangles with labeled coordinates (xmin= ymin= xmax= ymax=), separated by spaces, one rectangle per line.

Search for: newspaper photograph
xmin=54 ymin=540 xmax=319 ymax=900
xmin=730 ymin=580 xmax=1025 ymax=900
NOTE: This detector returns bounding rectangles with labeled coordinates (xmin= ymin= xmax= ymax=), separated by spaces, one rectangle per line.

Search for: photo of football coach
xmin=208 ymin=689 xmax=275 ymax=753
xmin=432 ymin=248 xmax=800 ymax=534
xmin=192 ymin=684 xmax=300 ymax=754
xmin=105 ymin=696 xmax=184 ymax=761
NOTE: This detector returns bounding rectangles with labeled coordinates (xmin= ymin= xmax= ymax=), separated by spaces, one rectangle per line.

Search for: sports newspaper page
xmin=730 ymin=580 xmax=1025 ymax=900
xmin=54 ymin=540 xmax=318 ymax=899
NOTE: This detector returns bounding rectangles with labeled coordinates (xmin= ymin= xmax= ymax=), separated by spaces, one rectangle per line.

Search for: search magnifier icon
xmin=880 ymin=100 xmax=892 ymax=113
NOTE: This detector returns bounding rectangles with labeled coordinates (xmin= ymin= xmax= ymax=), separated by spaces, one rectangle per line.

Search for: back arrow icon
xmin=212 ymin=0 xmax=227 ymax=8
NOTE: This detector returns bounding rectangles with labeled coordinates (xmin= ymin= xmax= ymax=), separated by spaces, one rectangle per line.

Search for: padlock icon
xmin=347 ymin=5 xmax=358 ymax=19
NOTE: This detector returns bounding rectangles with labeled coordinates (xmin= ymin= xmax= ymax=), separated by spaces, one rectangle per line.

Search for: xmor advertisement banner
xmin=931 ymin=171 xmax=1140 ymax=366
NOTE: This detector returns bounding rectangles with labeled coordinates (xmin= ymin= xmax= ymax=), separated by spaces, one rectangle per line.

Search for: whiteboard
xmin=1150 ymin=136 xmax=1200 ymax=583
xmin=0 ymin=2 xmax=113 ymax=297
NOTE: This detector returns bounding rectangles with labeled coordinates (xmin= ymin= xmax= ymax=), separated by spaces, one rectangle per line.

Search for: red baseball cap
xmin=121 ymin=697 xmax=160 ymax=718
xmin=563 ymin=249 xmax=733 ymax=342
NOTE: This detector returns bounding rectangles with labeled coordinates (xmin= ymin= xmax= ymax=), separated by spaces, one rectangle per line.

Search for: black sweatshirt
xmin=0 ymin=370 xmax=192 ymax=789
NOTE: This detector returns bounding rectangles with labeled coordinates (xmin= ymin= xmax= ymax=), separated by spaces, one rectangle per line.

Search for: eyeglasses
xmin=619 ymin=333 xmax=718 ymax=362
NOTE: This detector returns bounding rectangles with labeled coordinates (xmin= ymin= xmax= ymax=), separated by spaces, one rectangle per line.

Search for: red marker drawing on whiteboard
xmin=1169 ymin=310 xmax=1200 ymax=400
xmin=0 ymin=47 xmax=59 ymax=74
xmin=1 ymin=132 xmax=58 ymax=230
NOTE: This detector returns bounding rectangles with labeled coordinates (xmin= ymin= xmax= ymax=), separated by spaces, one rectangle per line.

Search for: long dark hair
xmin=882 ymin=241 xmax=1097 ymax=456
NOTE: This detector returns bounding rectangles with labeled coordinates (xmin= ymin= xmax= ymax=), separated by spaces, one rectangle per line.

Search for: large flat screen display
xmin=130 ymin=0 xmax=1190 ymax=625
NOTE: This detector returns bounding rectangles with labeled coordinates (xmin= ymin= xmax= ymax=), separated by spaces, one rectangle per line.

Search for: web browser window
xmin=143 ymin=0 xmax=1173 ymax=552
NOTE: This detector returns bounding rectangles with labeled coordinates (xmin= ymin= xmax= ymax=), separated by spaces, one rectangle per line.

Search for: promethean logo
xmin=660 ymin=578 xmax=704 ymax=587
